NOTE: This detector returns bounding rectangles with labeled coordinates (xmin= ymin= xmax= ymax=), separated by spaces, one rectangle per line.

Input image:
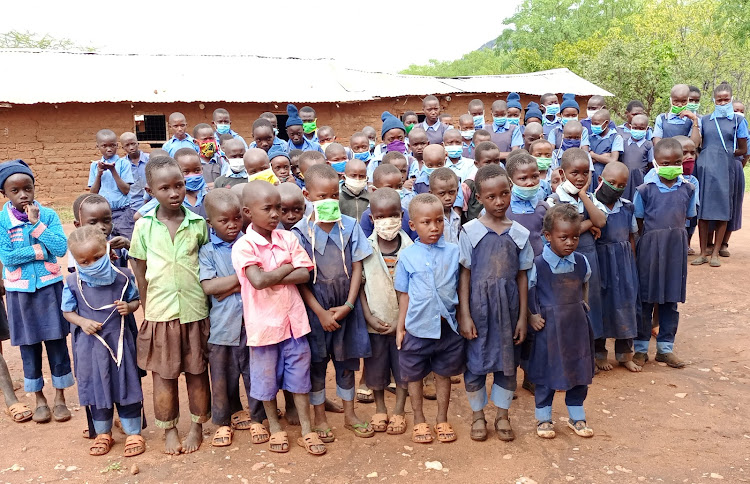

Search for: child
xmin=88 ymin=129 xmax=135 ymax=239
xmin=269 ymin=149 xmax=293 ymax=184
xmin=252 ymin=112 xmax=288 ymax=152
xmin=340 ymin=159 xmax=369 ymax=221
xmin=633 ymin=139 xmax=698 ymax=368
xmin=278 ymin=183 xmax=307 ymax=230
xmin=360 ymin=188 xmax=412 ymax=435
xmin=652 ymin=84 xmax=702 ymax=147
xmin=522 ymin=122 xmax=544 ymax=150
xmin=366 ymin=111 xmax=408 ymax=181
xmin=692 ymin=82 xmax=748 ymax=267
xmin=483 ymin=100 xmax=523 ymax=159
xmin=674 ymin=136 xmax=700 ymax=254
xmin=359 ymin=165 xmax=418 ymax=241
xmin=593 ymin=162 xmax=640 ymax=372
xmin=0 ymin=160 xmax=72 ymax=424
xmin=506 ymin=92 xmax=523 ymax=126
xmin=429 ymin=168 xmax=461 ymax=244
xmin=617 ymin=100 xmax=654 ymax=140
xmin=421 ymin=95 xmax=450 ymax=144
xmin=440 ymin=113 xmax=454 ymax=129
xmin=71 ymin=193 xmax=130 ymax=268
xmin=130 ymin=155 xmax=211 ymax=454
xmin=120 ymin=132 xmax=150 ymax=211
xmin=212 ymin=108 xmax=248 ymax=149
xmin=524 ymin=102 xmax=544 ymax=127
xmin=0 ymin=282 xmax=32 ymax=423
xmin=193 ymin=123 xmax=225 ymax=186
xmin=462 ymin=141 xmax=502 ymax=223
xmin=297 ymin=151 xmax=327 ymax=191
xmin=199 ymin=189 xmax=269 ymax=448
xmin=620 ymin=113 xmax=654 ymax=202
xmin=548 ymin=94 xmax=590 ymax=151
xmin=395 ymin=193 xmax=464 ymax=444
xmin=350 ymin=132 xmax=373 ymax=166
xmin=408 ymin=128 xmax=429 ymax=174
xmin=551 ymin=121 xmax=587 ymax=169
xmin=317 ymin=126 xmax=342 ymax=154
xmin=62 ymin=226 xmax=144 ymax=457
xmin=362 ymin=126 xmax=378 ymax=155
xmin=289 ymin=149 xmax=304 ymax=187
xmin=300 ymin=106 xmax=319 ymax=143
xmin=443 ymin=129 xmax=476 ymax=181
xmin=214 ymin=139 xmax=248 ymax=189
xmin=540 ymin=93 xmax=561 ymax=137
xmin=250 ymin=119 xmax=275 ymax=153
xmin=581 ymin=95 xmax=605 ymax=133
xmin=506 ymin=153 xmax=548 ymax=257
xmin=458 ymin=164 xmax=531 ymax=442
xmin=285 ymin=104 xmax=324 ymax=153
xmin=474 ymin=129 xmax=493 ymax=147
xmin=324 ymin=143 xmax=349 ymax=176
xmin=458 ymin=114 xmax=476 ymax=158
xmin=403 ymin=111 xmax=419 ymax=135
xmin=687 ymin=85 xmax=702 ymax=114
xmin=550 ymin=169 xmax=562 ymax=194
xmin=528 ymin=139 xmax=555 ymax=196
xmin=527 ymin=204 xmax=595 ymax=439
xmin=589 ymin=109 xmax=624 ymax=181
xmin=244 ymin=148 xmax=277 ymax=182
xmin=292 ymin=164 xmax=375 ymax=440
xmin=163 ymin=112 xmax=198 ymax=156
xmin=469 ymin=99 xmax=485 ymax=129
xmin=719 ymin=100 xmax=749 ymax=255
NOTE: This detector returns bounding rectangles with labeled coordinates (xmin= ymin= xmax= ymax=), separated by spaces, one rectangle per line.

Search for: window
xmin=275 ymin=114 xmax=289 ymax=141
xmin=135 ymin=114 xmax=167 ymax=143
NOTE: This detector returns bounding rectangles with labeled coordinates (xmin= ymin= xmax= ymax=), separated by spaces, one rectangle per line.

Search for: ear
xmin=302 ymin=188 xmax=310 ymax=201
xmin=242 ymin=206 xmax=253 ymax=221
xmin=558 ymin=168 xmax=566 ymax=179
xmin=144 ymin=186 xmax=153 ymax=197
xmin=73 ymin=221 xmax=80 ymax=228
xmin=543 ymin=231 xmax=552 ymax=242
xmin=408 ymin=219 xmax=416 ymax=232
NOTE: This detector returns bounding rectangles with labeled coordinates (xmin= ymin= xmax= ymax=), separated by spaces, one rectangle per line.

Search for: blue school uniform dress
xmin=162 ymin=134 xmax=198 ymax=157
xmin=88 ymin=155 xmax=136 ymax=239
xmin=365 ymin=153 xmax=420 ymax=182
xmin=128 ymin=151 xmax=150 ymax=211
xmin=462 ymin=141 xmax=475 ymax=159
xmin=421 ymin=120 xmax=450 ymax=145
xmin=632 ymin=170 xmax=697 ymax=354
xmin=589 ymin=130 xmax=624 ymax=181
xmin=548 ymin=126 xmax=590 ymax=150
xmin=527 ymin=247 xmax=594 ymax=423
xmin=482 ymin=122 xmax=523 ymax=152
xmin=621 ymin=136 xmax=654 ymax=202
xmin=285 ymin=137 xmax=324 ymax=154
xmin=292 ymin=215 xmax=372 ymax=404
xmin=653 ymin=113 xmax=700 ymax=139
xmin=413 ymin=170 xmax=466 ymax=206
xmin=543 ymin=116 xmax=561 ymax=137
xmin=696 ymin=112 xmax=748 ymax=221
xmin=62 ymin=267 xmax=143 ymax=435
xmin=507 ymin=192 xmax=548 ymax=257
xmin=729 ymin=119 xmax=749 ymax=231
xmin=460 ymin=221 xmax=533 ymax=412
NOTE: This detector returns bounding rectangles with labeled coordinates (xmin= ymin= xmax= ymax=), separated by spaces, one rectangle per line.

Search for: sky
xmin=1 ymin=0 xmax=523 ymax=73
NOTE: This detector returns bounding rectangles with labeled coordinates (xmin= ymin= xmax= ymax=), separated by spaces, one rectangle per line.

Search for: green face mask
xmin=302 ymin=120 xmax=317 ymax=134
xmin=686 ymin=102 xmax=700 ymax=112
xmin=405 ymin=124 xmax=414 ymax=134
xmin=312 ymin=198 xmax=341 ymax=222
xmin=536 ymin=157 xmax=553 ymax=171
xmin=670 ymin=104 xmax=687 ymax=115
xmin=657 ymin=165 xmax=683 ymax=180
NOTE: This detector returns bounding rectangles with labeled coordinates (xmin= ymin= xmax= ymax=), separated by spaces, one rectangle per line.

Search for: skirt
xmin=6 ymin=282 xmax=68 ymax=346
xmin=136 ymin=318 xmax=209 ymax=379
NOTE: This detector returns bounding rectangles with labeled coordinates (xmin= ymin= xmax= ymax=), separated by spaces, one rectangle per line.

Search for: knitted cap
xmin=507 ymin=92 xmax=522 ymax=110
xmin=525 ymin=102 xmax=544 ymax=122
xmin=268 ymin=147 xmax=290 ymax=161
xmin=0 ymin=159 xmax=34 ymax=189
xmin=561 ymin=93 xmax=579 ymax=112
xmin=286 ymin=104 xmax=303 ymax=127
xmin=381 ymin=111 xmax=406 ymax=138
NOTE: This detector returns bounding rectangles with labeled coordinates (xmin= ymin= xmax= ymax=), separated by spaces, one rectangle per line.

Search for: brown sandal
xmin=268 ymin=431 xmax=289 ymax=453
xmin=6 ymin=402 xmax=33 ymax=423
xmin=212 ymin=426 xmax=234 ymax=447
xmin=411 ymin=422 xmax=433 ymax=444
xmin=230 ymin=410 xmax=253 ymax=430
xmin=249 ymin=422 xmax=270 ymax=444
xmin=124 ymin=435 xmax=146 ymax=457
xmin=297 ymin=432 xmax=327 ymax=455
xmin=89 ymin=434 xmax=114 ymax=456
xmin=386 ymin=415 xmax=407 ymax=435
xmin=434 ymin=422 xmax=457 ymax=443
xmin=370 ymin=413 xmax=388 ymax=432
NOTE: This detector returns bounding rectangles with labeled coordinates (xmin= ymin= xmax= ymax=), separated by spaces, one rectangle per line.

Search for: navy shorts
xmin=364 ymin=333 xmax=405 ymax=390
xmin=399 ymin=320 xmax=466 ymax=382
xmin=249 ymin=336 xmax=311 ymax=401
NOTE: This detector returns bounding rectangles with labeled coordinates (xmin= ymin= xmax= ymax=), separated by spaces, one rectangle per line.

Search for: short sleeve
xmin=454 ymin=181 xmax=465 ymax=208
xmin=359 ymin=209 xmax=374 ymax=238
xmin=687 ymin=187 xmax=698 ymax=219
xmin=118 ymin=159 xmax=134 ymax=184
xmin=394 ymin=257 xmax=410 ymax=293
xmin=87 ymin=162 xmax=97 ymax=187
xmin=582 ymin=254 xmax=592 ymax=283
xmin=511 ymin=127 xmax=523 ymax=148
xmin=128 ymin=219 xmax=148 ymax=260
xmin=138 ymin=198 xmax=158 ymax=216
xmin=60 ymin=282 xmax=78 ymax=312
xmin=630 ymin=214 xmax=639 ymax=233
xmin=633 ymin=191 xmax=645 ymax=219
xmin=581 ymin=129 xmax=590 ymax=148
xmin=287 ymin=233 xmax=314 ymax=270
xmin=612 ymin=134 xmax=624 ymax=152
xmin=547 ymin=129 xmax=557 ymax=146
xmin=653 ymin=114 xmax=664 ymax=138
xmin=527 ymin=263 xmax=537 ymax=289
xmin=458 ymin=229 xmax=472 ymax=268
xmin=124 ymin=273 xmax=140 ymax=302
xmin=408 ymin=159 xmax=420 ymax=178
xmin=737 ymin=118 xmax=749 ymax=140
xmin=197 ymin=219 xmax=209 ymax=246
xmin=231 ymin=238 xmax=262 ymax=272
xmin=198 ymin=245 xmax=218 ymax=282
xmin=518 ymin=241 xmax=534 ymax=271
xmin=350 ymin=222 xmax=373 ymax=263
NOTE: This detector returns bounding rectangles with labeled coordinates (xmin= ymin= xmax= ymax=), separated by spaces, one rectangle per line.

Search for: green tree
xmin=0 ymin=30 xmax=95 ymax=51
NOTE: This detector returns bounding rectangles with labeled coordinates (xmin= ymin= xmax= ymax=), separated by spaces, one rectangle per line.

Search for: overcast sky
xmin=1 ymin=0 xmax=523 ymax=72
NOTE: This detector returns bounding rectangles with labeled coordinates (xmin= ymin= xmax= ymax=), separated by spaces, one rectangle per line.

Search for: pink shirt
xmin=232 ymin=226 xmax=314 ymax=347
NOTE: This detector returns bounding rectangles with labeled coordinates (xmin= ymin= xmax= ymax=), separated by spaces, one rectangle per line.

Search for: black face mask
xmin=595 ymin=180 xmax=624 ymax=206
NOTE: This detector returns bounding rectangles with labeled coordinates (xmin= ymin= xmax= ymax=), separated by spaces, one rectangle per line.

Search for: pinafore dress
xmin=697 ymin=115 xmax=739 ymax=221
xmin=590 ymin=134 xmax=615 ymax=181
xmin=507 ymin=202 xmax=548 ymax=257
xmin=620 ymin=138 xmax=652 ymax=202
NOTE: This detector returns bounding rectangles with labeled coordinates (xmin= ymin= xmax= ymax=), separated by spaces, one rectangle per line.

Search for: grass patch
xmin=745 ymin=164 xmax=750 ymax=193
xmin=47 ymin=203 xmax=75 ymax=225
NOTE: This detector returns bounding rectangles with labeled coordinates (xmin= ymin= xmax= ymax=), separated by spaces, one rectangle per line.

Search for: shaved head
xmin=600 ymin=160 xmax=629 ymax=179
xmin=119 ymin=131 xmax=137 ymax=143
xmin=242 ymin=179 xmax=279 ymax=208
xmin=524 ymin=122 xmax=543 ymax=138
xmin=277 ymin=182 xmax=305 ymax=204
xmin=423 ymin=144 xmax=446 ymax=165
xmin=96 ymin=129 xmax=116 ymax=143
xmin=169 ymin=112 xmax=186 ymax=124
xmin=671 ymin=84 xmax=689 ymax=98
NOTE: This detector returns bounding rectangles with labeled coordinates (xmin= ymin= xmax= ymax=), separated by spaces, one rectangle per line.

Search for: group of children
xmin=0 ymin=83 xmax=745 ymax=457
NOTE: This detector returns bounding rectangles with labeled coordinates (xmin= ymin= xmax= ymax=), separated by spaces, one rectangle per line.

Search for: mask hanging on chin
xmin=560 ymin=178 xmax=580 ymax=195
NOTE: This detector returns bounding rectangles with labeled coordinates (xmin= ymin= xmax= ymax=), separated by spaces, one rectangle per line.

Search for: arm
xmin=580 ymin=219 xmax=594 ymax=234
xmin=108 ymin=164 xmax=131 ymax=195
xmin=590 ymin=151 xmax=619 ymax=164
xmin=32 ymin=210 xmax=68 ymax=257
xmin=683 ymin=112 xmax=702 ymax=148
xmin=0 ymin=228 xmax=48 ymax=266
xmin=90 ymin=163 xmax=104 ymax=194
xmin=630 ymin=232 xmax=637 ymax=258
xmin=115 ymin=299 xmax=140 ymax=316
xmin=299 ymin=283 xmax=340 ymax=331
xmin=395 ymin=291 xmax=409 ymax=349
xmin=583 ymin=281 xmax=590 ymax=306
xmin=63 ymin=311 xmax=102 ymax=335
xmin=329 ymin=260 xmax=363 ymax=321
xmin=130 ymin=258 xmax=148 ymax=312
xmin=636 ymin=218 xmax=643 ymax=236
xmin=580 ymin=194 xmax=607 ymax=228
xmin=514 ymin=270 xmax=528 ymax=345
xmin=735 ymin=138 xmax=748 ymax=158
xmin=245 ymin=263 xmax=295 ymax=290
xmin=201 ymin=274 xmax=241 ymax=296
xmin=360 ymin=287 xmax=390 ymax=333
xmin=277 ymin=267 xmax=310 ymax=285
xmin=457 ymin=266 xmax=476 ymax=339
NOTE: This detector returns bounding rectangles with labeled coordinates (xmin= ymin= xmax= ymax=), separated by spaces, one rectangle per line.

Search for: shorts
xmin=249 ymin=336 xmax=311 ymax=401
xmin=136 ymin=318 xmax=209 ymax=379
xmin=364 ymin=333 xmax=405 ymax=390
xmin=399 ymin=320 xmax=466 ymax=382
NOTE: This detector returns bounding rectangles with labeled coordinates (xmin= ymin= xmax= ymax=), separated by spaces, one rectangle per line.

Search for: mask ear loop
xmin=77 ymin=195 xmax=94 ymax=225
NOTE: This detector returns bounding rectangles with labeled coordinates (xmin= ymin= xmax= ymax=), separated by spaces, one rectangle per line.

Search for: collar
xmin=555 ymin=186 xmax=579 ymax=204
xmin=128 ymin=152 xmax=148 ymax=165
xmin=202 ymin=154 xmax=223 ymax=165
xmin=422 ymin=120 xmax=441 ymax=131
xmin=592 ymin=129 xmax=616 ymax=139
xmin=293 ymin=215 xmax=353 ymax=255
xmin=5 ymin=201 xmax=38 ymax=227
xmin=462 ymin=219 xmax=529 ymax=249
xmin=511 ymin=192 xmax=541 ymax=209
xmin=543 ymin=115 xmax=559 ymax=125
xmin=542 ymin=243 xmax=576 ymax=268
xmin=600 ymin=198 xmax=624 ymax=214
xmin=171 ymin=134 xmax=194 ymax=143
xmin=101 ymin=155 xmax=120 ymax=163
xmin=210 ymin=229 xmax=242 ymax=247
xmin=143 ymin=204 xmax=203 ymax=224
xmin=447 ymin=157 xmax=467 ymax=168
xmin=644 ymin=168 xmax=685 ymax=189
xmin=414 ymin=236 xmax=446 ymax=248
xmin=627 ymin=137 xmax=647 ymax=147
xmin=710 ymin=111 xmax=735 ymax=121
xmin=666 ymin=112 xmax=688 ymax=121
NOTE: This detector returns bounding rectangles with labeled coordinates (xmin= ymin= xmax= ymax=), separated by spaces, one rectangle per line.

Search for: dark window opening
xmin=275 ymin=114 xmax=289 ymax=141
xmin=135 ymin=114 xmax=167 ymax=143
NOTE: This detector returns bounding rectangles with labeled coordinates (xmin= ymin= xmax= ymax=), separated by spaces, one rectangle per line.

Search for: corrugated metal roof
xmin=0 ymin=50 xmax=612 ymax=105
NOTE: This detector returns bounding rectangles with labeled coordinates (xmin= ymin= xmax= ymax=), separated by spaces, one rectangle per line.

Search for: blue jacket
xmin=0 ymin=202 xmax=68 ymax=292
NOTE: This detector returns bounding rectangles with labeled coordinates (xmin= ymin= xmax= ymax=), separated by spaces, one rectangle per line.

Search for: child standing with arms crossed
xmin=459 ymin=165 xmax=532 ymax=442
xmin=130 ymin=156 xmax=211 ymax=455
xmin=0 ymin=160 xmax=72 ymax=424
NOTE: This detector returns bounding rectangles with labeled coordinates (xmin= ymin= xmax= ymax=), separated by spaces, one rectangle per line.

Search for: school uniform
xmin=0 ymin=202 xmax=73 ymax=393
xmin=127 ymin=151 xmax=150 ymax=211
xmin=394 ymin=236 xmax=465 ymax=382
xmin=420 ymin=120 xmax=450 ymax=145
xmin=542 ymin=116 xmax=561 ymax=137
xmin=138 ymin=188 xmax=208 ymax=220
xmin=339 ymin=185 xmax=370 ymax=222
xmin=284 ymin=137 xmax=324 ymax=154
xmin=214 ymin=174 xmax=248 ymax=189
xmin=201 ymin=154 xmax=226 ymax=184
xmin=461 ymin=177 xmax=484 ymax=224
xmin=632 ymin=170 xmax=698 ymax=355
xmin=581 ymin=118 xmax=617 ymax=136
xmin=232 ymin=227 xmax=314 ymax=403
xmin=443 ymin=208 xmax=461 ymax=245
xmin=527 ymin=247 xmax=594 ymax=423
xmin=548 ymin=126 xmax=591 ymax=150
xmin=616 ymin=124 xmax=654 ymax=141
xmin=460 ymin=220 xmax=533 ymax=412
xmin=507 ymin=192 xmax=548 ymax=257
xmin=163 ymin=134 xmax=199 ymax=157
xmin=462 ymin=141 xmax=475 ymax=159
xmin=292 ymin=215 xmax=372 ymax=405
xmin=216 ymin=129 xmax=248 ymax=149
xmin=413 ymin=171 xmax=466 ymax=208
xmin=482 ymin=122 xmax=523 ymax=152
xmin=653 ymin=113 xmax=701 ymax=139
xmin=365 ymin=153 xmax=420 ymax=182
xmin=589 ymin=130 xmax=624 ymax=180
xmin=445 ymin=156 xmax=475 ymax=182
xmin=359 ymin=207 xmax=418 ymax=241
xmin=249 ymin=136 xmax=288 ymax=152
xmin=87 ymin=156 xmax=136 ymax=240
xmin=620 ymin=136 xmax=654 ymax=202
xmin=729 ymin=122 xmax=749 ymax=232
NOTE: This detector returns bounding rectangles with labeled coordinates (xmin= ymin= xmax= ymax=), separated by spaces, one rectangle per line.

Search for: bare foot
xmin=620 ymin=360 xmax=642 ymax=372
xmin=324 ymin=398 xmax=344 ymax=413
xmin=164 ymin=428 xmax=182 ymax=455
xmin=595 ymin=358 xmax=613 ymax=371
xmin=285 ymin=403 xmax=300 ymax=426
xmin=182 ymin=423 xmax=203 ymax=454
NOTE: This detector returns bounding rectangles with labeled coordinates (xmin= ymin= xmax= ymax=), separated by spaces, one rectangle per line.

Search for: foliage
xmin=0 ymin=30 xmax=95 ymax=52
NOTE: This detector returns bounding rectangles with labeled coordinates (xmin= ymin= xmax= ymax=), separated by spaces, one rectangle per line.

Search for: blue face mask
xmin=507 ymin=117 xmax=520 ymax=126
xmin=354 ymin=151 xmax=371 ymax=163
xmin=560 ymin=116 xmax=577 ymax=126
xmin=185 ymin=174 xmax=206 ymax=192
xmin=368 ymin=140 xmax=376 ymax=150
xmin=215 ymin=123 xmax=231 ymax=135
xmin=591 ymin=124 xmax=604 ymax=135
xmin=714 ymin=103 xmax=734 ymax=118
xmin=512 ymin=184 xmax=541 ymax=201
xmin=76 ymin=246 xmax=115 ymax=285
xmin=472 ymin=114 xmax=485 ymax=128
xmin=545 ymin=104 xmax=560 ymax=116
xmin=445 ymin=145 xmax=463 ymax=159
xmin=561 ymin=138 xmax=581 ymax=151
xmin=422 ymin=166 xmax=436 ymax=177
xmin=493 ymin=116 xmax=507 ymax=127
xmin=630 ymin=129 xmax=647 ymax=141
xmin=330 ymin=161 xmax=347 ymax=173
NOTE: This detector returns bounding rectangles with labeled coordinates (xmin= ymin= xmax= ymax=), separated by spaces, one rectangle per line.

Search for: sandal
xmin=6 ymin=402 xmax=33 ymax=423
xmin=344 ymin=421 xmax=375 ymax=438
xmin=567 ymin=419 xmax=594 ymax=438
xmin=655 ymin=352 xmax=686 ymax=368
xmin=297 ymin=432 xmax=327 ymax=456
xmin=230 ymin=410 xmax=253 ymax=430
xmin=709 ymin=258 xmax=721 ymax=267
xmin=123 ymin=435 xmax=146 ymax=457
xmin=268 ymin=431 xmax=289 ymax=453
xmin=89 ymin=434 xmax=114 ymax=456
xmin=691 ymin=256 xmax=709 ymax=265
xmin=687 ymin=247 xmax=696 ymax=256
xmin=411 ymin=422 xmax=433 ymax=444
xmin=494 ymin=416 xmax=515 ymax=442
xmin=249 ymin=422 xmax=270 ymax=444
xmin=434 ymin=422 xmax=457 ymax=443
xmin=537 ymin=421 xmax=556 ymax=439
xmin=313 ymin=426 xmax=335 ymax=443
xmin=356 ymin=388 xmax=374 ymax=404
xmin=212 ymin=426 xmax=233 ymax=447
xmin=370 ymin=413 xmax=388 ymax=432
xmin=386 ymin=414 xmax=407 ymax=435
xmin=53 ymin=404 xmax=71 ymax=422
xmin=719 ymin=246 xmax=730 ymax=257
xmin=470 ymin=415 xmax=487 ymax=442
xmin=32 ymin=405 xmax=51 ymax=424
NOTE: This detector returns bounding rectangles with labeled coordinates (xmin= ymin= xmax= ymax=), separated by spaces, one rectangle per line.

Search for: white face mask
xmin=561 ymin=178 xmax=580 ymax=195
xmin=373 ymin=216 xmax=402 ymax=241
xmin=228 ymin=158 xmax=245 ymax=174
xmin=587 ymin=108 xmax=600 ymax=118
xmin=344 ymin=176 xmax=367 ymax=195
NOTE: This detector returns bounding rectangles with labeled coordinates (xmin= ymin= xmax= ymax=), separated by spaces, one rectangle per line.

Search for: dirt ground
xmin=0 ymin=218 xmax=747 ymax=484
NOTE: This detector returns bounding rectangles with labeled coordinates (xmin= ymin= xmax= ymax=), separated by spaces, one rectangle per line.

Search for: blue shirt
xmin=61 ymin=270 xmax=139 ymax=312
xmin=216 ymin=129 xmax=248 ymax=149
xmin=198 ymin=231 xmax=244 ymax=346
xmin=285 ymin=137 xmax=324 ymax=154
xmin=633 ymin=169 xmax=698 ymax=219
xmin=459 ymin=220 xmax=534 ymax=271
xmin=250 ymin=136 xmax=288 ymax=152
xmin=138 ymin=187 xmax=208 ymax=216
xmin=653 ymin=113 xmax=702 ymax=138
xmin=87 ymin=156 xmax=134 ymax=210
xmin=590 ymin=130 xmax=624 ymax=153
xmin=482 ymin=123 xmax=524 ymax=147
xmin=163 ymin=134 xmax=198 ymax=157
xmin=394 ymin=237 xmax=460 ymax=338
xmin=443 ymin=208 xmax=462 ymax=245
xmin=548 ymin=127 xmax=590 ymax=148
xmin=445 ymin=156 xmax=475 ymax=182
xmin=127 ymin=151 xmax=150 ymax=210
xmin=510 ymin=191 xmax=544 ymax=214
xmin=413 ymin=171 xmax=465 ymax=209
xmin=528 ymin=244 xmax=592 ymax=288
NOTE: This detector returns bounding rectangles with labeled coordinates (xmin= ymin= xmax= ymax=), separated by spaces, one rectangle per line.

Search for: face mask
xmin=368 ymin=139 xmax=376 ymax=150
xmin=185 ymin=174 xmax=206 ymax=192
xmin=76 ymin=244 xmax=114 ymax=283
xmin=536 ymin=157 xmax=553 ymax=171
xmin=472 ymin=114 xmax=484 ymax=128
xmin=561 ymin=138 xmax=581 ymax=151
xmin=586 ymin=109 xmax=599 ymax=118
xmin=630 ymin=129 xmax=647 ymax=141
xmin=273 ymin=127 xmax=279 ymax=136
xmin=656 ymin=164 xmax=683 ymax=180
xmin=215 ymin=123 xmax=231 ymax=135
xmin=670 ymin=104 xmax=687 ymax=115
xmin=507 ymin=117 xmax=520 ymax=126
xmin=422 ymin=166 xmax=436 ymax=177
xmin=561 ymin=116 xmax=577 ymax=126
xmin=354 ymin=151 xmax=371 ymax=163
xmin=329 ymin=160 xmax=347 ymax=173
xmin=405 ymin=124 xmax=414 ymax=134
xmin=198 ymin=140 xmax=217 ymax=159
xmin=248 ymin=168 xmax=279 ymax=184
xmin=386 ymin=139 xmax=407 ymax=154
xmin=373 ymin=216 xmax=402 ymax=241
xmin=561 ymin=178 xmax=580 ymax=195
xmin=512 ymin=184 xmax=540 ymax=201
xmin=228 ymin=158 xmax=245 ymax=174
xmin=595 ymin=179 xmax=624 ymax=205
xmin=302 ymin=120 xmax=317 ymax=134
xmin=682 ymin=158 xmax=696 ymax=176
xmin=493 ymin=116 xmax=507 ymax=127
xmin=460 ymin=129 xmax=475 ymax=141
xmin=714 ymin=103 xmax=734 ymax=118
xmin=686 ymin=102 xmax=700 ymax=112
xmin=312 ymin=198 xmax=341 ymax=223
xmin=545 ymin=104 xmax=560 ymax=116
xmin=344 ymin=176 xmax=367 ymax=195
xmin=591 ymin=123 xmax=606 ymax=135
xmin=445 ymin=145 xmax=463 ymax=159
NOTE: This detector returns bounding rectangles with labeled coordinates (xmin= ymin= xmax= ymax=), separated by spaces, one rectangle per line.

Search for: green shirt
xmin=130 ymin=206 xmax=209 ymax=323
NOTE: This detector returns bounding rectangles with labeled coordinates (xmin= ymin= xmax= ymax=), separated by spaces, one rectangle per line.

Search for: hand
xmin=396 ymin=327 xmax=405 ymax=350
xmin=588 ymin=226 xmax=601 ymax=239
xmin=80 ymin=318 xmax=103 ymax=335
xmin=115 ymin=300 xmax=133 ymax=316
xmin=403 ymin=179 xmax=415 ymax=190
xmin=529 ymin=313 xmax=545 ymax=331
xmin=514 ymin=317 xmax=527 ymax=345
xmin=680 ymin=110 xmax=698 ymax=121
xmin=109 ymin=236 xmax=130 ymax=250
xmin=366 ymin=315 xmax=391 ymax=333
xmin=578 ymin=176 xmax=591 ymax=197
xmin=319 ymin=310 xmax=341 ymax=332
xmin=25 ymin=203 xmax=40 ymax=224
xmin=329 ymin=305 xmax=351 ymax=322
xmin=459 ymin=313 xmax=478 ymax=339
xmin=97 ymin=161 xmax=106 ymax=175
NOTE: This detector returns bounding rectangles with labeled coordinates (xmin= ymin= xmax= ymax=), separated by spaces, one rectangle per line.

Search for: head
xmin=688 ymin=85 xmax=702 ymax=107
xmin=468 ymin=99 xmax=485 ymax=117
xmin=242 ymin=180 xmax=281 ymax=233
xmin=403 ymin=111 xmax=419 ymax=130
xmin=382 ymin=152 xmax=408 ymax=183
xmin=252 ymin=119 xmax=275 ymax=152
xmin=350 ymin=132 xmax=370 ymax=154
xmin=174 ymin=148 xmax=203 ymax=186
xmin=73 ymin=193 xmax=113 ymax=237
xmin=286 ymin=104 xmax=305 ymax=145
xmin=289 ymin=149 xmax=303 ymax=179
xmin=120 ymin=132 xmax=140 ymax=158
xmin=586 ymin=95 xmax=606 ymax=118
xmin=529 ymin=139 xmax=554 ymax=159
xmin=149 ymin=148 xmax=169 ymax=158
xmin=625 ymin=100 xmax=646 ymax=124
xmin=590 ymin=109 xmax=611 ymax=135
xmin=423 ymin=95 xmax=440 ymax=124
xmin=506 ymin=93 xmax=523 ymax=124
xmin=559 ymin=148 xmax=590 ymax=190
xmin=598 ymin=161 xmax=629 ymax=196
xmin=474 ymin=141 xmax=501 ymax=168
xmin=423 ymin=145 xmax=446 ymax=170
xmin=362 ymin=126 xmax=377 ymax=148
xmin=96 ymin=129 xmax=118 ymax=159
xmin=68 ymin=225 xmax=108 ymax=268
xmin=212 ymin=108 xmax=231 ymax=134
xmin=506 ymin=152 xmax=540 ymax=188
xmin=458 ymin=114 xmax=475 ymax=134
xmin=145 ymin=156 xmax=185 ymax=209
xmin=372 ymin=164 xmax=402 ymax=190
xmin=381 ymin=110 xmax=406 ymax=145
xmin=550 ymin=169 xmax=562 ymax=193
xmin=713 ymin=82 xmax=733 ymax=106
xmin=407 ymin=193 xmax=444 ymax=244
xmin=204 ymin=188 xmax=243 ymax=243
xmin=442 ymin=129 xmax=463 ymax=159
xmin=490 ymin=100 xmax=508 ymax=121
xmin=673 ymin=135 xmax=696 ymax=163
xmin=244 ymin=148 xmax=271 ymax=176
xmin=428 ymin=168 xmax=458 ymax=212
xmin=168 ymin=112 xmax=188 ymax=139
xmin=631 ymin=114 xmax=649 ymax=132
xmin=270 ymin=152 xmax=291 ymax=181
xmin=298 ymin=151 xmax=326 ymax=180
xmin=260 ymin=112 xmax=279 ymax=132
xmin=475 ymin=164 xmax=512 ymax=219
xmin=439 ymin=113 xmax=454 ymax=128
xmin=299 ymin=106 xmax=316 ymax=125
xmin=408 ymin=128 xmax=428 ymax=160
xmin=277 ymin=182 xmax=306 ymax=230
xmin=670 ymin=84 xmax=690 ymax=107
xmin=733 ymin=100 xmax=745 ymax=115
xmin=653 ymin=138 xmax=684 ymax=179
xmin=524 ymin=102 xmax=544 ymax=125
xmin=193 ymin=124 xmax=217 ymax=159
xmin=303 ymin=164 xmax=340 ymax=204
xmin=324 ymin=143 xmax=347 ymax=163
xmin=543 ymin=204 xmax=582 ymax=257
xmin=540 ymin=93 xmax=559 ymax=115
xmin=473 ymin=129 xmax=492 ymax=146
xmin=344 ymin=159 xmax=367 ymax=185
xmin=369 ymin=187 xmax=402 ymax=235
xmin=522 ymin=121 xmax=543 ymax=147
xmin=562 ymin=120 xmax=584 ymax=142
xmin=222 ymin=138 xmax=246 ymax=161
xmin=317 ymin=126 xmax=335 ymax=147
xmin=560 ymin=93 xmax=580 ymax=123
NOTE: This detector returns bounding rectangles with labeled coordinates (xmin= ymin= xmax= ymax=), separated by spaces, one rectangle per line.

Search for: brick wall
xmin=0 ymin=93 xmax=589 ymax=204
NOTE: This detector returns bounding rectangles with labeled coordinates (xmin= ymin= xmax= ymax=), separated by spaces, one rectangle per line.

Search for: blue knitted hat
xmin=525 ymin=102 xmax=544 ymax=122
xmin=286 ymin=104 xmax=303 ymax=127
xmin=0 ymin=159 xmax=34 ymax=189
xmin=561 ymin=93 xmax=579 ymax=112
xmin=381 ymin=111 xmax=406 ymax=138
xmin=507 ymin=92 xmax=522 ymax=110
xmin=268 ymin=146 xmax=290 ymax=161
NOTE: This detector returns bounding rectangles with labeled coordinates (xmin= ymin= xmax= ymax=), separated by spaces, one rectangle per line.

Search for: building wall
xmin=0 ymin=93 xmax=588 ymax=203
